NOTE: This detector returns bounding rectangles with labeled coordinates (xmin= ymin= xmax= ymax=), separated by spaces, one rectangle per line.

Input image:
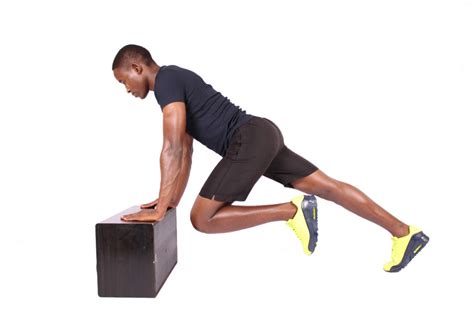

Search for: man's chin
xmin=139 ymin=91 xmax=149 ymax=99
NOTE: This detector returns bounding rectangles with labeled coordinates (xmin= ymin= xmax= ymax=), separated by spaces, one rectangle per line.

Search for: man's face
xmin=113 ymin=64 xmax=149 ymax=99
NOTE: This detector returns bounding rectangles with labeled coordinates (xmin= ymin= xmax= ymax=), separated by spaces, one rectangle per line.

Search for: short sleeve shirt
xmin=154 ymin=65 xmax=254 ymax=156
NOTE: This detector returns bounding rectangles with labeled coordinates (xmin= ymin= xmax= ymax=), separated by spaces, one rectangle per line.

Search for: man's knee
xmin=190 ymin=210 xmax=209 ymax=233
xmin=190 ymin=195 xmax=230 ymax=233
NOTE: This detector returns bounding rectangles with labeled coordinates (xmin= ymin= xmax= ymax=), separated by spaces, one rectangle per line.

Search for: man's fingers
xmin=140 ymin=199 xmax=159 ymax=208
xmin=140 ymin=204 xmax=156 ymax=209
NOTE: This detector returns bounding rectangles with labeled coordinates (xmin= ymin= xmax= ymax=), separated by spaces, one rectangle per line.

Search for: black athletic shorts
xmin=199 ymin=116 xmax=319 ymax=203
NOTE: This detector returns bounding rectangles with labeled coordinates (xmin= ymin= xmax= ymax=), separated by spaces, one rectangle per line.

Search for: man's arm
xmin=169 ymin=133 xmax=193 ymax=207
xmin=154 ymin=101 xmax=187 ymax=219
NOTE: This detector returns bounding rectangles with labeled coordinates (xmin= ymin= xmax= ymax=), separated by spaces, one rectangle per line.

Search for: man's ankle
xmin=392 ymin=224 xmax=410 ymax=238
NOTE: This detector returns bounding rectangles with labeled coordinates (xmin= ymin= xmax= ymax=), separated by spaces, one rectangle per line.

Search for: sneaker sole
xmin=387 ymin=231 xmax=429 ymax=272
xmin=301 ymin=195 xmax=318 ymax=253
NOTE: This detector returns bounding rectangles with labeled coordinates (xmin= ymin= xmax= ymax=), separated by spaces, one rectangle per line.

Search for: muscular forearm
xmin=155 ymin=148 xmax=183 ymax=215
xmin=170 ymin=151 xmax=192 ymax=207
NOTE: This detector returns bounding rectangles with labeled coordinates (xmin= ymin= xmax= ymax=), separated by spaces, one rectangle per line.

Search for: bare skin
xmin=121 ymin=167 xmax=409 ymax=237
xmin=112 ymin=50 xmax=409 ymax=237
xmin=114 ymin=60 xmax=193 ymax=222
xmin=190 ymin=169 xmax=409 ymax=237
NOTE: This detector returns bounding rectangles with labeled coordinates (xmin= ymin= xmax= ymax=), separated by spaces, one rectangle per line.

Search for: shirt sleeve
xmin=155 ymin=69 xmax=185 ymax=110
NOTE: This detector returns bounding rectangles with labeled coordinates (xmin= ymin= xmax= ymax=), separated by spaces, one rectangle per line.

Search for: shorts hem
xmin=198 ymin=192 xmax=249 ymax=203
xmin=282 ymin=166 xmax=319 ymax=188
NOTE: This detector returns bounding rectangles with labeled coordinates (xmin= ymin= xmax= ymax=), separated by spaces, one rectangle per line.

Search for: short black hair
xmin=112 ymin=44 xmax=154 ymax=70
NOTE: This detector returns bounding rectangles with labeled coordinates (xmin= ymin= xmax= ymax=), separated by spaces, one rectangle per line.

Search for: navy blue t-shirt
xmin=154 ymin=65 xmax=254 ymax=156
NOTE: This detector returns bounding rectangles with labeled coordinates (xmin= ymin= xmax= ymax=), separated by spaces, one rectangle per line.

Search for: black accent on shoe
xmin=301 ymin=195 xmax=318 ymax=253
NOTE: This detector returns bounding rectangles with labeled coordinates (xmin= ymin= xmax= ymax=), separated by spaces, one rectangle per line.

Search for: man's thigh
xmin=263 ymin=145 xmax=319 ymax=188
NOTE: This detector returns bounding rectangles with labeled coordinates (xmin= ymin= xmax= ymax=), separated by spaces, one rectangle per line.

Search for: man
xmin=112 ymin=44 xmax=429 ymax=272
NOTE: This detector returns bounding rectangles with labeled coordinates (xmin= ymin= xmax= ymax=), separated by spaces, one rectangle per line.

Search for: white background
xmin=1 ymin=0 xmax=473 ymax=315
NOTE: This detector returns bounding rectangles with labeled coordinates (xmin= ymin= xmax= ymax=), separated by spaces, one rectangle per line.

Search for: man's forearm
xmin=155 ymin=148 xmax=183 ymax=215
xmin=170 ymin=151 xmax=192 ymax=207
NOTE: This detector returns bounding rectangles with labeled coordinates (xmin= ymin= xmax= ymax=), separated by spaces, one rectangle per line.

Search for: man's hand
xmin=121 ymin=209 xmax=166 ymax=222
xmin=140 ymin=197 xmax=160 ymax=209
xmin=140 ymin=197 xmax=177 ymax=209
xmin=121 ymin=204 xmax=175 ymax=222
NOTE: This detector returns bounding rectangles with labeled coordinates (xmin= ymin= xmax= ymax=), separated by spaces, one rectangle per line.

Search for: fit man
xmin=112 ymin=44 xmax=429 ymax=272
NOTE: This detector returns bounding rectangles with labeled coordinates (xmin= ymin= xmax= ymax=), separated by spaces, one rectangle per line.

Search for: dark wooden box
xmin=95 ymin=206 xmax=177 ymax=298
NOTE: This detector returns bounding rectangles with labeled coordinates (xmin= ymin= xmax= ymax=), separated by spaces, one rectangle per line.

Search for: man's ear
xmin=131 ymin=63 xmax=143 ymax=74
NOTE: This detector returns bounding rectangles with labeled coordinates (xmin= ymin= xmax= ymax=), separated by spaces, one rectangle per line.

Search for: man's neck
xmin=147 ymin=63 xmax=160 ymax=91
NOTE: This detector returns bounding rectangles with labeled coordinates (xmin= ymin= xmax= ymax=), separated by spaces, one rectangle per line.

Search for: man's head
xmin=112 ymin=44 xmax=158 ymax=99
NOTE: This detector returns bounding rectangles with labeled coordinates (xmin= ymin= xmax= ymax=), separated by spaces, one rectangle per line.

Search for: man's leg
xmin=191 ymin=168 xmax=408 ymax=238
xmin=191 ymin=115 xmax=407 ymax=237
xmin=290 ymin=169 xmax=409 ymax=237
xmin=190 ymin=196 xmax=297 ymax=233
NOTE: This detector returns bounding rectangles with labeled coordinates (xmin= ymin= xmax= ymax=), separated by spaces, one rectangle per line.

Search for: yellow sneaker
xmin=384 ymin=225 xmax=429 ymax=272
xmin=287 ymin=194 xmax=318 ymax=255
